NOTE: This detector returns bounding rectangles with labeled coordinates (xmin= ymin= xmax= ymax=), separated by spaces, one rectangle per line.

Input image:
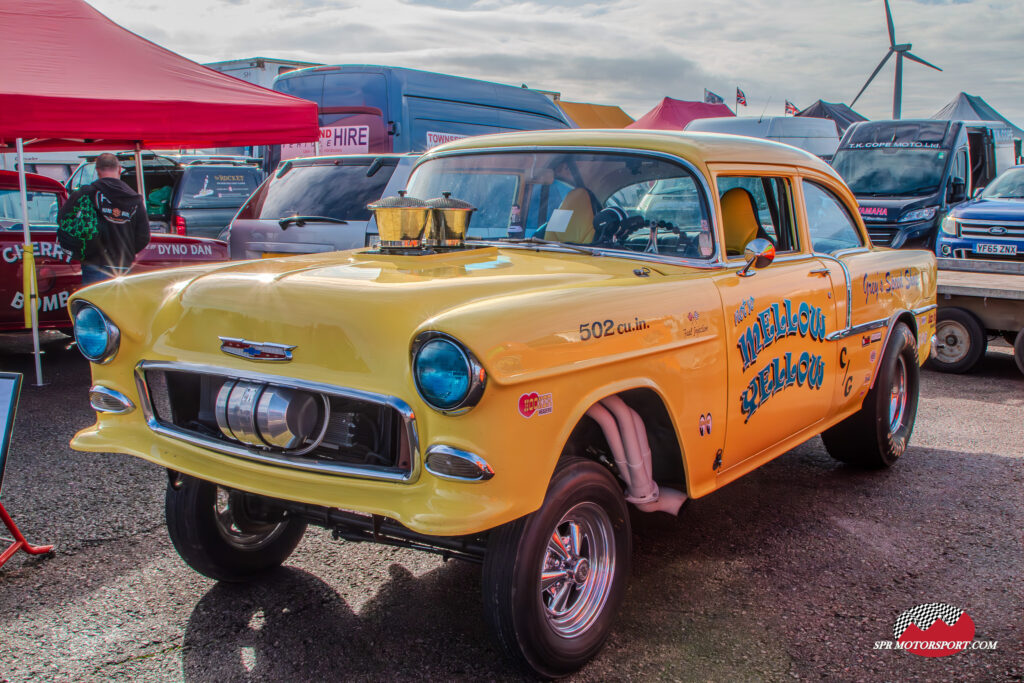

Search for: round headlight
xmin=72 ymin=302 xmax=119 ymax=363
xmin=412 ymin=333 xmax=485 ymax=413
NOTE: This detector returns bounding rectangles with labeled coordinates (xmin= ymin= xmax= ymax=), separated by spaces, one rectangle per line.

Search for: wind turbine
xmin=850 ymin=0 xmax=942 ymax=119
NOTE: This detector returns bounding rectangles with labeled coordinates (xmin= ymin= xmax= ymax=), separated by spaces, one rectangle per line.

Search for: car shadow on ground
xmin=180 ymin=563 xmax=522 ymax=682
xmin=178 ymin=443 xmax=1022 ymax=682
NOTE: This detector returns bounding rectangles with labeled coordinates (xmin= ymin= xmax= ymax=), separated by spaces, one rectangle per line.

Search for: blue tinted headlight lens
xmin=73 ymin=304 xmax=116 ymax=362
xmin=414 ymin=339 xmax=471 ymax=410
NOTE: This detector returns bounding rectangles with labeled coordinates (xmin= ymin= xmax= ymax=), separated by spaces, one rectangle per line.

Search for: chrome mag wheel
xmin=539 ymin=501 xmax=615 ymax=638
xmin=888 ymin=355 xmax=907 ymax=432
xmin=213 ymin=486 xmax=287 ymax=551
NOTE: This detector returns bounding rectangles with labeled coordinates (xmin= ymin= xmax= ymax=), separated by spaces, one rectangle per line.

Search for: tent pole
xmin=133 ymin=143 xmax=146 ymax=199
xmin=15 ymin=139 xmax=43 ymax=387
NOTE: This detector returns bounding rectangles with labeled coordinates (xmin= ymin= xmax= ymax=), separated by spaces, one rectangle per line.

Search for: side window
xmin=803 ymin=181 xmax=864 ymax=253
xmin=70 ymin=163 xmax=97 ymax=190
xmin=524 ymin=179 xmax=572 ymax=236
xmin=952 ymin=148 xmax=969 ymax=195
xmin=717 ymin=176 xmax=798 ymax=254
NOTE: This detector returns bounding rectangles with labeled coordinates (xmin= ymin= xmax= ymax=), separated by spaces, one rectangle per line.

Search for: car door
xmin=711 ymin=170 xmax=839 ymax=472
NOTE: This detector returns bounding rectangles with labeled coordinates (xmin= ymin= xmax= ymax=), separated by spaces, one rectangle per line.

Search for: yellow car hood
xmin=76 ymin=246 xmax=699 ymax=394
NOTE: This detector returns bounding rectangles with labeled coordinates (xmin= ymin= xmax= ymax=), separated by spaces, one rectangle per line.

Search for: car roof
xmin=0 ymin=169 xmax=68 ymax=195
xmin=284 ymin=153 xmax=418 ymax=164
xmin=424 ymin=128 xmax=839 ymax=178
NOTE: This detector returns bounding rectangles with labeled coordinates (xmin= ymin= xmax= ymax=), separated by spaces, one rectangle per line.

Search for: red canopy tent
xmin=626 ymin=97 xmax=734 ymax=131
xmin=0 ymin=0 xmax=318 ymax=151
xmin=0 ymin=0 xmax=318 ymax=386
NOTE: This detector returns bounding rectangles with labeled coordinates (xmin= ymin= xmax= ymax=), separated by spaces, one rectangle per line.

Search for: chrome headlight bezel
xmin=899 ymin=206 xmax=938 ymax=223
xmin=71 ymin=300 xmax=120 ymax=364
xmin=411 ymin=331 xmax=486 ymax=415
xmin=940 ymin=216 xmax=959 ymax=236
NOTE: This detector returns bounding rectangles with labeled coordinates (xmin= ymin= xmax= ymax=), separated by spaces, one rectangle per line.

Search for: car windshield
xmin=176 ymin=167 xmax=264 ymax=209
xmin=0 ymin=189 xmax=60 ymax=228
xmin=237 ymin=161 xmax=399 ymax=222
xmin=831 ymin=148 xmax=949 ymax=197
xmin=405 ymin=151 xmax=714 ymax=259
xmin=982 ymin=167 xmax=1024 ymax=199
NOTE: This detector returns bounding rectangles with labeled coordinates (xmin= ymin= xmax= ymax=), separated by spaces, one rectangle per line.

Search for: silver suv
xmin=225 ymin=154 xmax=417 ymax=259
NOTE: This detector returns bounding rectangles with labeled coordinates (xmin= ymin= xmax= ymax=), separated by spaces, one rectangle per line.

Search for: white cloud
xmin=88 ymin=0 xmax=1024 ymax=124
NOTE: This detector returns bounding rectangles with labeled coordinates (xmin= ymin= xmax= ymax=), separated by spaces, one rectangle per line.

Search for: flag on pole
xmin=736 ymin=88 xmax=747 ymax=107
xmin=784 ymin=100 xmax=799 ymax=115
xmin=704 ymin=89 xmax=724 ymax=105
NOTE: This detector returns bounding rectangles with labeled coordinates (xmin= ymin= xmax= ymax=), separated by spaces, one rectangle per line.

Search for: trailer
xmin=931 ymin=258 xmax=1024 ymax=374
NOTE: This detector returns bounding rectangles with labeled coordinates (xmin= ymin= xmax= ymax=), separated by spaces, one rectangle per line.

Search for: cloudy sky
xmin=90 ymin=0 xmax=1024 ymax=123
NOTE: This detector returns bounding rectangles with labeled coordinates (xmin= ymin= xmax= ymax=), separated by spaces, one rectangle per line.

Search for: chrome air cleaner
xmin=216 ymin=379 xmax=327 ymax=451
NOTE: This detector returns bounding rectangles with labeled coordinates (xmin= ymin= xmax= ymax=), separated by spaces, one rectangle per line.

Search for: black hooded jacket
xmin=60 ymin=177 xmax=150 ymax=269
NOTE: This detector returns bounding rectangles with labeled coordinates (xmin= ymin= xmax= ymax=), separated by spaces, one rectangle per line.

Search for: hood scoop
xmin=368 ymin=191 xmax=476 ymax=255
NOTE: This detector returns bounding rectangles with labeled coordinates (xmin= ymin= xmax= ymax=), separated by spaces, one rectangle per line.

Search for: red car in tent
xmin=0 ymin=169 xmax=228 ymax=332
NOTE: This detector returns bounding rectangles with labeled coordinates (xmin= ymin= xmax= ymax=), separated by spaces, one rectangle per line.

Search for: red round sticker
xmin=519 ymin=392 xmax=539 ymax=418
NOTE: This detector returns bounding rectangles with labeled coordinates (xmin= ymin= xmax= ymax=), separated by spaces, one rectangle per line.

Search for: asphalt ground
xmin=0 ymin=334 xmax=1020 ymax=682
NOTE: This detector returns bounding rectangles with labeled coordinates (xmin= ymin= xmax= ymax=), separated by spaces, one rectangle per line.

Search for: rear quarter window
xmin=175 ymin=168 xmax=264 ymax=209
xmin=235 ymin=162 xmax=398 ymax=222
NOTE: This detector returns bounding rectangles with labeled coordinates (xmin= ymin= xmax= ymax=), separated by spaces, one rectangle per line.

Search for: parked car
xmin=226 ymin=154 xmax=417 ymax=259
xmin=67 ymin=153 xmax=264 ymax=239
xmin=70 ymin=129 xmax=936 ymax=677
xmin=936 ymin=164 xmax=1024 ymax=260
xmin=0 ymin=169 xmax=228 ymax=332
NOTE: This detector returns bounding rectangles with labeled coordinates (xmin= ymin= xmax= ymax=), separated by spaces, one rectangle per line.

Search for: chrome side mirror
xmin=738 ymin=238 xmax=776 ymax=277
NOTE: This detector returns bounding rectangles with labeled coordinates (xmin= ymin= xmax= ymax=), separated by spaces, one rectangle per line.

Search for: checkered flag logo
xmin=893 ymin=603 xmax=964 ymax=639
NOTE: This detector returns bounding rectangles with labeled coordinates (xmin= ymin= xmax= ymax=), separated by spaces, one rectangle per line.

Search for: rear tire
xmin=823 ymin=323 xmax=919 ymax=468
xmin=482 ymin=457 xmax=631 ymax=678
xmin=1015 ymin=328 xmax=1024 ymax=376
xmin=165 ymin=474 xmax=306 ymax=582
xmin=928 ymin=307 xmax=986 ymax=373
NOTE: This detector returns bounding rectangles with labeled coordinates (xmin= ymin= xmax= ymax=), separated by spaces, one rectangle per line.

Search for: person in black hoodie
xmin=60 ymin=153 xmax=150 ymax=284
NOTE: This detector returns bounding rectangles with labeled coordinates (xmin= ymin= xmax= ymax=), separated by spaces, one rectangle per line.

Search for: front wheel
xmin=165 ymin=474 xmax=306 ymax=582
xmin=823 ymin=322 xmax=920 ymax=468
xmin=482 ymin=457 xmax=631 ymax=678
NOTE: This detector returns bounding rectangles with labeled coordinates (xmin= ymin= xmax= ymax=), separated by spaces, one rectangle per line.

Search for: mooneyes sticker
xmin=698 ymin=413 xmax=713 ymax=436
xmin=519 ymin=392 xmax=553 ymax=418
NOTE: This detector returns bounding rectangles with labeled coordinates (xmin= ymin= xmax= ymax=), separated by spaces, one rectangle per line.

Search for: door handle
xmin=808 ymin=268 xmax=831 ymax=277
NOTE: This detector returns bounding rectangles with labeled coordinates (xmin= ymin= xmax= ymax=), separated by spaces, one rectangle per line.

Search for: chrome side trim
xmin=913 ymin=304 xmax=937 ymax=316
xmin=825 ymin=315 xmax=889 ymax=341
xmin=424 ymin=445 xmax=495 ymax=482
xmin=133 ymin=360 xmax=420 ymax=483
xmin=813 ymin=252 xmax=854 ymax=332
xmin=89 ymin=385 xmax=135 ymax=414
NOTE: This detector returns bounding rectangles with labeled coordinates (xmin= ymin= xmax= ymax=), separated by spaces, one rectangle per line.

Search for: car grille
xmin=958 ymin=220 xmax=1024 ymax=239
xmin=136 ymin=362 xmax=416 ymax=481
xmin=865 ymin=225 xmax=899 ymax=247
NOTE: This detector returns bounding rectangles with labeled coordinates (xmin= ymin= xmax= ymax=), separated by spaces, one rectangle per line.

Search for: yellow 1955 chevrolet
xmin=70 ymin=130 xmax=936 ymax=677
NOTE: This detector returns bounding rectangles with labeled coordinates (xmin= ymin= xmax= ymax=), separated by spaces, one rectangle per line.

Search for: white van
xmin=0 ymin=150 xmax=85 ymax=183
xmin=684 ymin=116 xmax=840 ymax=159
